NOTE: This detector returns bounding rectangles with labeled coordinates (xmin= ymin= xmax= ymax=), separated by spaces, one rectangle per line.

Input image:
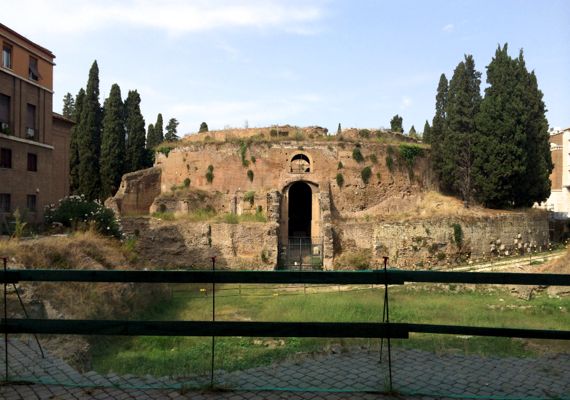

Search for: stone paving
xmin=1 ymin=338 xmax=569 ymax=399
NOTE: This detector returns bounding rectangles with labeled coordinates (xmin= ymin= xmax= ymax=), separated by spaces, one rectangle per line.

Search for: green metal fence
xmin=2 ymin=258 xmax=570 ymax=397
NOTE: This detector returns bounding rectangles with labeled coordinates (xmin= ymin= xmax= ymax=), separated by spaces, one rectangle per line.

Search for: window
xmin=0 ymin=194 xmax=10 ymax=212
xmin=27 ymin=153 xmax=37 ymax=171
xmin=26 ymin=104 xmax=36 ymax=139
xmin=0 ymin=94 xmax=9 ymax=133
xmin=29 ymin=56 xmax=40 ymax=81
xmin=2 ymin=44 xmax=11 ymax=69
xmin=0 ymin=147 xmax=11 ymax=168
xmin=27 ymin=195 xmax=37 ymax=212
xmin=290 ymin=153 xmax=311 ymax=173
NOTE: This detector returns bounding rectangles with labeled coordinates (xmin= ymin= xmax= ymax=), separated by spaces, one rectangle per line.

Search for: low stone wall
xmin=335 ymin=211 xmax=550 ymax=269
xmin=121 ymin=217 xmax=278 ymax=269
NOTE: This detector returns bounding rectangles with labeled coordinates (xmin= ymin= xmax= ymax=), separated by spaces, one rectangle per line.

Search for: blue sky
xmin=4 ymin=0 xmax=570 ymax=136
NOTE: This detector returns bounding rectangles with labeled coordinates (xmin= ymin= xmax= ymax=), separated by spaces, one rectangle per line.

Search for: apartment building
xmin=541 ymin=128 xmax=570 ymax=218
xmin=0 ymin=23 xmax=73 ymax=226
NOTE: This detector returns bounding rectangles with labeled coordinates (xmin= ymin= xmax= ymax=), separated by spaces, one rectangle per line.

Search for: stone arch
xmin=289 ymin=152 xmax=313 ymax=173
xmin=279 ymin=180 xmax=321 ymax=243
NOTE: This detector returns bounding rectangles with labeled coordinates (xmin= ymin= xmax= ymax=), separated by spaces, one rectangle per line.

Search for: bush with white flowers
xmin=45 ymin=195 xmax=122 ymax=238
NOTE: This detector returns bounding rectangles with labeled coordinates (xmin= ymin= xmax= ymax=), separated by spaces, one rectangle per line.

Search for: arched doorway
xmin=288 ymin=181 xmax=312 ymax=238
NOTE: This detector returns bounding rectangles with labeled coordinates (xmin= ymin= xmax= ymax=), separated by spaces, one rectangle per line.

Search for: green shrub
xmin=247 ymin=170 xmax=254 ymax=182
xmin=352 ymin=147 xmax=364 ymax=163
xmin=398 ymin=144 xmax=424 ymax=167
xmin=238 ymin=141 xmax=249 ymax=167
xmin=452 ymin=223 xmax=463 ymax=247
xmin=156 ymin=145 xmax=175 ymax=157
xmin=206 ymin=165 xmax=214 ymax=183
xmin=369 ymin=154 xmax=378 ymax=164
xmin=358 ymin=129 xmax=371 ymax=139
xmin=250 ymin=156 xmax=256 ymax=164
xmin=336 ymin=173 xmax=344 ymax=187
xmin=44 ymin=195 xmax=122 ymax=238
xmin=244 ymin=191 xmax=255 ymax=205
xmin=337 ymin=161 xmax=343 ymax=169
xmin=294 ymin=131 xmax=305 ymax=141
xmin=270 ymin=129 xmax=278 ymax=137
xmin=387 ymin=145 xmax=395 ymax=155
xmin=386 ymin=155 xmax=394 ymax=172
xmin=361 ymin=166 xmax=372 ymax=184
xmin=183 ymin=178 xmax=191 ymax=188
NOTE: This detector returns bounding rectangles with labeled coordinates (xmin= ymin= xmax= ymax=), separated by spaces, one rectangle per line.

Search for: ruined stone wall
xmin=336 ymin=211 xmax=549 ymax=269
xmin=105 ymin=167 xmax=161 ymax=215
xmin=121 ymin=217 xmax=278 ymax=270
xmin=156 ymin=141 xmax=429 ymax=215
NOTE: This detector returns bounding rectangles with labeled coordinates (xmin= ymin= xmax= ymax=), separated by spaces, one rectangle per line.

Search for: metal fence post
xmin=210 ymin=256 xmax=216 ymax=389
xmin=3 ymin=257 xmax=8 ymax=382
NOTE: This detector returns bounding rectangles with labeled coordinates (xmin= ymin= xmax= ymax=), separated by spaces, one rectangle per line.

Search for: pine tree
xmin=77 ymin=61 xmax=102 ymax=200
xmin=199 ymin=122 xmax=208 ymax=133
xmin=390 ymin=115 xmax=403 ymax=132
xmin=62 ymin=92 xmax=75 ymax=119
xmin=165 ymin=118 xmax=179 ymax=141
xmin=475 ymin=44 xmax=552 ymax=208
xmin=155 ymin=113 xmax=164 ymax=144
xmin=146 ymin=124 xmax=155 ymax=149
xmin=69 ymin=89 xmax=85 ymax=194
xmin=124 ymin=90 xmax=147 ymax=172
xmin=441 ymin=55 xmax=482 ymax=202
xmin=430 ymin=74 xmax=448 ymax=182
xmin=423 ymin=120 xmax=431 ymax=143
xmin=100 ymin=84 xmax=125 ymax=199
xmin=409 ymin=125 xmax=416 ymax=135
xmin=337 ymin=123 xmax=342 ymax=135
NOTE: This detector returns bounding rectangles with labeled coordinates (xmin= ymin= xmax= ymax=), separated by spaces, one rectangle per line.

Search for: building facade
xmin=0 ymin=23 xmax=72 ymax=226
xmin=540 ymin=128 xmax=570 ymax=218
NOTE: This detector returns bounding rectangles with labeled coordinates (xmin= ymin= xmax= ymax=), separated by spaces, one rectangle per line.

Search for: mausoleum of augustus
xmin=107 ymin=126 xmax=549 ymax=270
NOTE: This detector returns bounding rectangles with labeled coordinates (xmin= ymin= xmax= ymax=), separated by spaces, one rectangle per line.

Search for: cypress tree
xmin=390 ymin=115 xmax=403 ymax=132
xmin=124 ymin=90 xmax=147 ymax=172
xmin=475 ymin=44 xmax=552 ymax=207
xmin=69 ymin=88 xmax=85 ymax=194
xmin=423 ymin=120 xmax=431 ymax=143
xmin=100 ymin=84 xmax=125 ymax=199
xmin=442 ymin=55 xmax=481 ymax=203
xmin=165 ymin=118 xmax=179 ymax=141
xmin=155 ymin=113 xmax=164 ymax=144
xmin=409 ymin=125 xmax=416 ymax=135
xmin=77 ymin=61 xmax=102 ymax=200
xmin=146 ymin=123 xmax=155 ymax=149
xmin=516 ymin=62 xmax=552 ymax=206
xmin=62 ymin=92 xmax=75 ymax=119
xmin=431 ymin=74 xmax=448 ymax=183
xmin=337 ymin=123 xmax=341 ymax=135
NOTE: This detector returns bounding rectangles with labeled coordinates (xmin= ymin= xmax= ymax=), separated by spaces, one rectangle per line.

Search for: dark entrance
xmin=288 ymin=181 xmax=312 ymax=238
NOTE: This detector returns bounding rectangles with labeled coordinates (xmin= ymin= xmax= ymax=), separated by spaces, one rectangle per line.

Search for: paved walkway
xmin=1 ymin=338 xmax=569 ymax=399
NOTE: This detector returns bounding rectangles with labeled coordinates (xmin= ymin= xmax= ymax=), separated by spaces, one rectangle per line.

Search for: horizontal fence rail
xmin=3 ymin=319 xmax=569 ymax=340
xmin=2 ymin=269 xmax=570 ymax=286
xmin=1 ymin=320 xmax=409 ymax=339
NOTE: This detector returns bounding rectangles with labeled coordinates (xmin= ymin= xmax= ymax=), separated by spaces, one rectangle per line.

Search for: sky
xmin=3 ymin=0 xmax=570 ymax=136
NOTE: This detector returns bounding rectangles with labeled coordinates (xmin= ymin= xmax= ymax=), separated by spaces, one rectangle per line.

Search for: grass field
xmin=91 ymin=284 xmax=570 ymax=377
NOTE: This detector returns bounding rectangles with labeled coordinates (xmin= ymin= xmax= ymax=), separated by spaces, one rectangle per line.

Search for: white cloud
xmin=3 ymin=0 xmax=326 ymax=36
xmin=442 ymin=23 xmax=455 ymax=33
